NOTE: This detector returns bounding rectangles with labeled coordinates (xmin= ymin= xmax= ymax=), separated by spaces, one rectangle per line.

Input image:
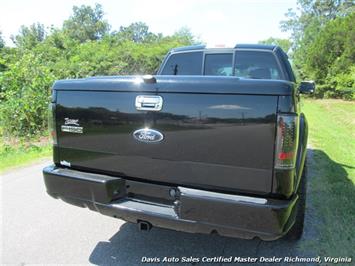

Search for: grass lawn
xmin=0 ymin=138 xmax=52 ymax=173
xmin=302 ymin=99 xmax=354 ymax=257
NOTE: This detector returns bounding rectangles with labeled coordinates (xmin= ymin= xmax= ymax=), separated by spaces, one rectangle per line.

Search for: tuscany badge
xmin=61 ymin=118 xmax=83 ymax=134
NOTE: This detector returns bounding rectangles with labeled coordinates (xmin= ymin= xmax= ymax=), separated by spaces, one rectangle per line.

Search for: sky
xmin=0 ymin=0 xmax=298 ymax=46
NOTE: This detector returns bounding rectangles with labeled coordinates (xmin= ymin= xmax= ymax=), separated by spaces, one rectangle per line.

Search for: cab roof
xmin=170 ymin=44 xmax=278 ymax=53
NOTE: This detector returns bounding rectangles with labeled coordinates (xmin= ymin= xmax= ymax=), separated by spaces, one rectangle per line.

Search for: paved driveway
xmin=1 ymin=160 xmax=317 ymax=265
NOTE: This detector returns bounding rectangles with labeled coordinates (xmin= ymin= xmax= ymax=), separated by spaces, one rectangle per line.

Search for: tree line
xmin=0 ymin=1 xmax=354 ymax=138
xmin=260 ymin=0 xmax=354 ymax=99
xmin=0 ymin=4 xmax=194 ymax=138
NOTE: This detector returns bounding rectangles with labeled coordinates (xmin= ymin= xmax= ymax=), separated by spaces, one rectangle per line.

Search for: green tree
xmin=0 ymin=2 xmax=196 ymax=137
xmin=281 ymin=0 xmax=354 ymax=46
xmin=0 ymin=52 xmax=55 ymax=137
xmin=280 ymin=0 xmax=355 ymax=99
xmin=11 ymin=23 xmax=46 ymax=49
xmin=281 ymin=0 xmax=354 ymax=73
xmin=63 ymin=3 xmax=110 ymax=43
xmin=258 ymin=37 xmax=292 ymax=52
xmin=0 ymin=31 xmax=4 ymax=49
xmin=306 ymin=13 xmax=355 ymax=99
xmin=115 ymin=22 xmax=158 ymax=43
xmin=172 ymin=27 xmax=196 ymax=44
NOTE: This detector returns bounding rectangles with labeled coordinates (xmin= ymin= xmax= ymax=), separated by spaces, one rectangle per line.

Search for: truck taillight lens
xmin=275 ymin=114 xmax=299 ymax=169
xmin=48 ymin=103 xmax=57 ymax=145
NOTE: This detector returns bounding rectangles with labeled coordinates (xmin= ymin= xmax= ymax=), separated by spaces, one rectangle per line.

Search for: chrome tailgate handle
xmin=135 ymin=95 xmax=163 ymax=111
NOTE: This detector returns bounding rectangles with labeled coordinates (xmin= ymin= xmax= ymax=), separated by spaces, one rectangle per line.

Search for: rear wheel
xmin=286 ymin=161 xmax=307 ymax=240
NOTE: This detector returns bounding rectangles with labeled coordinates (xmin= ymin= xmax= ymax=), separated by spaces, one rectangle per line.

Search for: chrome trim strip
xmin=179 ymin=187 xmax=267 ymax=205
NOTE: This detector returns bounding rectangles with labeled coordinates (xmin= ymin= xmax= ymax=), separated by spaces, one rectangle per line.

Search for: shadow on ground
xmin=88 ymin=148 xmax=352 ymax=265
xmin=89 ymin=222 xmax=304 ymax=265
xmin=304 ymin=148 xmax=354 ymax=257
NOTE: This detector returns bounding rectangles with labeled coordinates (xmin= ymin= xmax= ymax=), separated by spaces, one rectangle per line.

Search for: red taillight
xmin=275 ymin=114 xmax=299 ymax=169
xmin=278 ymin=151 xmax=294 ymax=160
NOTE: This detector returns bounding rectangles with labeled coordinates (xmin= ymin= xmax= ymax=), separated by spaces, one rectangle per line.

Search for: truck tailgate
xmin=55 ymin=77 xmax=283 ymax=194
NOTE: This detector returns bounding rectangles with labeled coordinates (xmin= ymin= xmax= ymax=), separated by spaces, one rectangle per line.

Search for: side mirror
xmin=299 ymin=81 xmax=315 ymax=94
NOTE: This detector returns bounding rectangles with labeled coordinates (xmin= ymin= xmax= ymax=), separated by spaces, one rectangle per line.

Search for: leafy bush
xmin=0 ymin=52 xmax=55 ymax=137
xmin=314 ymin=85 xmax=354 ymax=100
xmin=0 ymin=34 xmax=192 ymax=137
xmin=313 ymin=66 xmax=355 ymax=100
xmin=0 ymin=4 xmax=194 ymax=138
xmin=281 ymin=1 xmax=354 ymax=100
xmin=330 ymin=67 xmax=355 ymax=100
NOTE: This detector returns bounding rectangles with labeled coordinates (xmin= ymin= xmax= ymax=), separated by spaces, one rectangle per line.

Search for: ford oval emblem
xmin=133 ymin=128 xmax=164 ymax=143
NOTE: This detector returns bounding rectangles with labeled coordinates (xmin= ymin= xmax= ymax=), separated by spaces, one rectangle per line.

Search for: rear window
xmin=160 ymin=52 xmax=203 ymax=75
xmin=160 ymin=50 xmax=283 ymax=80
xmin=234 ymin=51 xmax=282 ymax=80
xmin=204 ymin=54 xmax=233 ymax=76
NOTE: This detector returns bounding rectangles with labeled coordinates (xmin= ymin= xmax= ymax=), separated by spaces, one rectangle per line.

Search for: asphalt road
xmin=1 ymin=159 xmax=317 ymax=265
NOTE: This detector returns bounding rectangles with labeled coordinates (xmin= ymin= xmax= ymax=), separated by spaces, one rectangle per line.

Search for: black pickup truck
xmin=43 ymin=44 xmax=315 ymax=240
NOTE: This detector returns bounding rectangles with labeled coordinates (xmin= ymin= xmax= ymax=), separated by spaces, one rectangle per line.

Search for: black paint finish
xmin=43 ymin=165 xmax=298 ymax=240
xmin=56 ymin=87 xmax=278 ymax=194
xmin=53 ymin=75 xmax=294 ymax=94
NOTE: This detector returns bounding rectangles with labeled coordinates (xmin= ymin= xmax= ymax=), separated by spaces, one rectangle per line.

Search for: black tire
xmin=286 ymin=161 xmax=307 ymax=240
